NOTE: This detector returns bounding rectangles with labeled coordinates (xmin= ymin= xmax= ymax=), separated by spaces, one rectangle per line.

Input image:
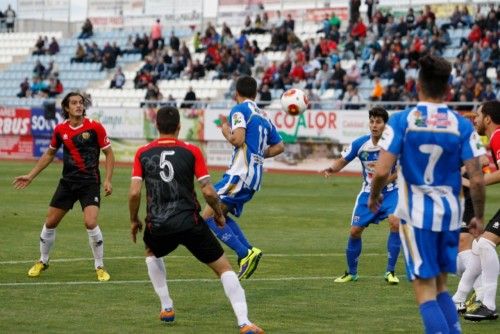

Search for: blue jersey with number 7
xmin=379 ymin=102 xmax=485 ymax=231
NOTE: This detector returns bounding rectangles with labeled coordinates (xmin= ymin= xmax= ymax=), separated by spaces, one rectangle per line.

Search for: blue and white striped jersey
xmin=342 ymin=134 xmax=397 ymax=193
xmin=379 ymin=102 xmax=485 ymax=231
xmin=225 ymin=100 xmax=282 ymax=191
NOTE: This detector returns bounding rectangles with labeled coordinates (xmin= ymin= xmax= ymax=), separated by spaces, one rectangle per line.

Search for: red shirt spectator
xmin=319 ymin=38 xmax=337 ymax=57
xmin=262 ymin=62 xmax=277 ymax=84
xmin=289 ymin=62 xmax=306 ymax=81
xmin=295 ymin=49 xmax=306 ymax=64
xmin=207 ymin=43 xmax=222 ymax=65
xmin=468 ymin=24 xmax=482 ymax=44
xmin=350 ymin=18 xmax=367 ymax=39
xmin=151 ymin=19 xmax=162 ymax=40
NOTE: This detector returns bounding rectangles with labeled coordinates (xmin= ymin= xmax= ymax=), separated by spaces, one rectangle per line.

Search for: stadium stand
xmin=0 ymin=2 xmax=498 ymax=109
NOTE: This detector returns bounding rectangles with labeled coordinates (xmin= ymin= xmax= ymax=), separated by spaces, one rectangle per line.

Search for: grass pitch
xmin=0 ymin=161 xmax=498 ymax=333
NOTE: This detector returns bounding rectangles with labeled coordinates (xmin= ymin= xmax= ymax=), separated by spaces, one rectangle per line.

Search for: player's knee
xmin=458 ymin=232 xmax=473 ymax=251
xmin=208 ymin=255 xmax=232 ymax=277
xmin=349 ymin=227 xmax=363 ymax=238
xmin=388 ymin=215 xmax=400 ymax=232
xmin=477 ymin=237 xmax=496 ymax=253
xmin=84 ymin=220 xmax=98 ymax=229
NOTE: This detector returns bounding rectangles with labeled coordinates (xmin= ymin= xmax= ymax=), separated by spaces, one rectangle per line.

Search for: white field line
xmin=0 ymin=275 xmax=402 ymax=287
xmin=0 ymin=253 xmax=386 ymax=265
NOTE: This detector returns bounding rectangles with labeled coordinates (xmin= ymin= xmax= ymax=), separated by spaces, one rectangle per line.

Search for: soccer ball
xmin=280 ymin=88 xmax=309 ymax=116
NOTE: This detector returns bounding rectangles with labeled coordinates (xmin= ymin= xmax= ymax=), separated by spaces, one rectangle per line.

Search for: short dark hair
xmin=156 ymin=106 xmax=180 ymax=134
xmin=480 ymin=100 xmax=500 ymax=124
xmin=418 ymin=54 xmax=451 ymax=99
xmin=61 ymin=92 xmax=88 ymax=119
xmin=236 ymin=75 xmax=257 ymax=99
xmin=369 ymin=106 xmax=389 ymax=123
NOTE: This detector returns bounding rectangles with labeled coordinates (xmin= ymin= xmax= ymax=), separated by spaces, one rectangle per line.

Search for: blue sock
xmin=386 ymin=231 xmax=401 ymax=272
xmin=346 ymin=237 xmax=362 ymax=275
xmin=437 ymin=292 xmax=461 ymax=334
xmin=225 ymin=216 xmax=252 ymax=249
xmin=419 ymin=300 xmax=449 ymax=334
xmin=205 ymin=217 xmax=249 ymax=259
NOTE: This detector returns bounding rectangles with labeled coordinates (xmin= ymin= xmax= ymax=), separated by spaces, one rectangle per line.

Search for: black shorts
xmin=143 ymin=221 xmax=224 ymax=263
xmin=460 ymin=196 xmax=474 ymax=234
xmin=49 ymin=179 xmax=100 ymax=211
xmin=484 ymin=209 xmax=500 ymax=237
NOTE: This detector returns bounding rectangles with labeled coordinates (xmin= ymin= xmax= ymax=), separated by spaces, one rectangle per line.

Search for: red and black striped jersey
xmin=132 ymin=138 xmax=210 ymax=234
xmin=50 ymin=118 xmax=111 ymax=184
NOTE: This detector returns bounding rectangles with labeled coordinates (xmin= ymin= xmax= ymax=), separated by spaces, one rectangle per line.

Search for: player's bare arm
xmin=12 ymin=148 xmax=56 ymax=190
xmin=199 ymin=177 xmax=225 ymax=227
xmin=102 ymin=146 xmax=115 ymax=196
xmin=128 ymin=178 xmax=143 ymax=243
xmin=464 ymin=156 xmax=486 ymax=236
xmin=368 ymin=150 xmax=397 ymax=212
xmin=219 ymin=114 xmax=245 ymax=147
xmin=321 ymin=157 xmax=349 ymax=178
xmin=264 ymin=141 xmax=285 ymax=158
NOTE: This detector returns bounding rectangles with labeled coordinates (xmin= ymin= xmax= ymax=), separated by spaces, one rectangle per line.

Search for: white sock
xmin=456 ymin=249 xmax=472 ymax=276
xmin=478 ymin=237 xmax=499 ymax=311
xmin=453 ymin=242 xmax=481 ymax=303
xmin=146 ymin=256 xmax=173 ymax=310
xmin=473 ymin=274 xmax=483 ymax=302
xmin=39 ymin=224 xmax=56 ymax=264
xmin=221 ymin=271 xmax=250 ymax=326
xmin=87 ymin=226 xmax=104 ymax=269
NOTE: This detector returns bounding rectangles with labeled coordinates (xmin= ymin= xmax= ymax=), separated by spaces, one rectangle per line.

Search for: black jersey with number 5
xmin=132 ymin=138 xmax=210 ymax=235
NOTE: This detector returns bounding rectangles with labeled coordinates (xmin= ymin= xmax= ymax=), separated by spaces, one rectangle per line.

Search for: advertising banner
xmin=32 ymin=137 xmax=63 ymax=159
xmin=0 ymin=135 xmax=33 ymax=159
xmin=0 ymin=108 xmax=31 ymax=136
xmin=204 ymin=108 xmax=369 ymax=172
xmin=204 ymin=108 xmax=368 ymax=144
xmin=88 ymin=0 xmax=144 ymax=17
xmin=30 ymin=107 xmax=64 ymax=138
xmin=87 ymin=107 xmax=144 ymax=139
xmin=143 ymin=107 xmax=204 ymax=142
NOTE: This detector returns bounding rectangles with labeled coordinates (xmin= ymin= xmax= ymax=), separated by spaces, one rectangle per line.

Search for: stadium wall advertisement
xmin=0 ymin=106 xmax=372 ymax=172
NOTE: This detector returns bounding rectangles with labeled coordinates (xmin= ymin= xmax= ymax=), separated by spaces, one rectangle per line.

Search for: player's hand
xmin=368 ymin=193 xmax=383 ymax=213
xmin=12 ymin=175 xmax=33 ymax=189
xmin=214 ymin=213 xmax=226 ymax=227
xmin=218 ymin=114 xmax=229 ymax=125
xmin=468 ymin=217 xmax=484 ymax=238
xmin=321 ymin=167 xmax=334 ymax=178
xmin=130 ymin=219 xmax=143 ymax=243
xmin=103 ymin=180 xmax=113 ymax=196
xmin=461 ymin=177 xmax=470 ymax=188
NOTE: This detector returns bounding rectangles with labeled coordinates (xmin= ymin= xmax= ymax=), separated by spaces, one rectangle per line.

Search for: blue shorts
xmin=351 ymin=190 xmax=397 ymax=227
xmin=399 ymin=220 xmax=459 ymax=280
xmin=214 ymin=174 xmax=255 ymax=217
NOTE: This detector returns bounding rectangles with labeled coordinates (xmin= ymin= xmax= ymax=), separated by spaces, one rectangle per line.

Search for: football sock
xmin=437 ymin=292 xmax=461 ymax=334
xmin=225 ymin=216 xmax=252 ymax=249
xmin=453 ymin=249 xmax=481 ymax=303
xmin=473 ymin=274 xmax=483 ymax=302
xmin=456 ymin=249 xmax=472 ymax=277
xmin=346 ymin=237 xmax=362 ymax=275
xmin=477 ymin=237 xmax=498 ymax=311
xmin=87 ymin=226 xmax=104 ymax=269
xmin=419 ymin=300 xmax=449 ymax=334
xmin=386 ymin=231 xmax=401 ymax=272
xmin=146 ymin=256 xmax=173 ymax=310
xmin=454 ymin=239 xmax=482 ymax=303
xmin=39 ymin=224 xmax=56 ymax=264
xmin=206 ymin=217 xmax=249 ymax=259
xmin=220 ymin=271 xmax=249 ymax=326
